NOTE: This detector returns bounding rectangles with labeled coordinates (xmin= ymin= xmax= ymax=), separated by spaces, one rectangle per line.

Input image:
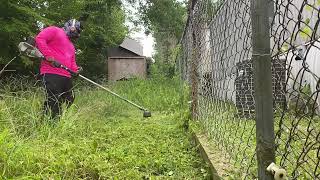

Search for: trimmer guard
xmin=18 ymin=42 xmax=44 ymax=59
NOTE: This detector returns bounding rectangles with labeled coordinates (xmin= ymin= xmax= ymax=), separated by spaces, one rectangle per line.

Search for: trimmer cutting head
xmin=18 ymin=40 xmax=152 ymax=118
xmin=143 ymin=111 xmax=151 ymax=118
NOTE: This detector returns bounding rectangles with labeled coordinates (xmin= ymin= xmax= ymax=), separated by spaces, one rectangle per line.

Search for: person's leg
xmin=61 ymin=77 xmax=75 ymax=108
xmin=42 ymin=74 xmax=64 ymax=119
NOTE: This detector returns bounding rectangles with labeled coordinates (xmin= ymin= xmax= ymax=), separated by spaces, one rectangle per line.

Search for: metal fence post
xmin=251 ymin=0 xmax=275 ymax=179
xmin=191 ymin=22 xmax=199 ymax=120
xmin=189 ymin=0 xmax=199 ymax=120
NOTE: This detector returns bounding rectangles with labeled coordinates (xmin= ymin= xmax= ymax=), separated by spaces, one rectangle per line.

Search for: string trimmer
xmin=18 ymin=42 xmax=151 ymax=118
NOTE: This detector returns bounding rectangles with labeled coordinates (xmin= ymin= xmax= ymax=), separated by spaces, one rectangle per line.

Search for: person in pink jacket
xmin=35 ymin=19 xmax=83 ymax=120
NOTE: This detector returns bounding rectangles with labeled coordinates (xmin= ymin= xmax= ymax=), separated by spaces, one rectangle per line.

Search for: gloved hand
xmin=71 ymin=66 xmax=83 ymax=77
xmin=77 ymin=66 xmax=83 ymax=74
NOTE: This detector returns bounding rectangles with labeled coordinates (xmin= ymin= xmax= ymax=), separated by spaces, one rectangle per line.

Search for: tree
xmin=0 ymin=0 xmax=127 ymax=78
xmin=136 ymin=0 xmax=187 ymax=77
xmin=76 ymin=0 xmax=128 ymax=78
xmin=0 ymin=0 xmax=50 ymax=65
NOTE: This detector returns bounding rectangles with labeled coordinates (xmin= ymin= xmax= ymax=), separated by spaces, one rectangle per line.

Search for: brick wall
xmin=235 ymin=59 xmax=286 ymax=117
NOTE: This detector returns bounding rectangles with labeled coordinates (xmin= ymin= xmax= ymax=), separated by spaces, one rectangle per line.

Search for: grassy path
xmin=0 ymin=78 xmax=208 ymax=179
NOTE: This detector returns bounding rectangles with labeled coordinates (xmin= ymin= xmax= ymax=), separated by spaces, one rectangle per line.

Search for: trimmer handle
xmin=46 ymin=57 xmax=78 ymax=76
xmin=18 ymin=41 xmax=79 ymax=76
xmin=56 ymin=63 xmax=78 ymax=76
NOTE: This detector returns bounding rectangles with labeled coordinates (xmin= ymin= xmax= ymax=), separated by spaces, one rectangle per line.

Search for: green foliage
xmin=299 ymin=26 xmax=313 ymax=40
xmin=298 ymin=1 xmax=320 ymax=41
xmin=76 ymin=0 xmax=128 ymax=77
xmin=304 ymin=4 xmax=313 ymax=12
xmin=140 ymin=0 xmax=186 ymax=39
xmin=136 ymin=0 xmax=187 ymax=77
xmin=0 ymin=0 xmax=128 ymax=77
xmin=288 ymin=84 xmax=318 ymax=117
xmin=205 ymin=0 xmax=224 ymax=23
xmin=0 ymin=0 xmax=47 ymax=67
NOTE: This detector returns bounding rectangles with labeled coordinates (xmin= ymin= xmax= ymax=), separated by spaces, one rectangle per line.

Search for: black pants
xmin=42 ymin=74 xmax=74 ymax=119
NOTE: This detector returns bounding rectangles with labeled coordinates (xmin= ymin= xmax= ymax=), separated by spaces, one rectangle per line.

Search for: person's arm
xmin=70 ymin=53 xmax=79 ymax=73
xmin=35 ymin=27 xmax=57 ymax=59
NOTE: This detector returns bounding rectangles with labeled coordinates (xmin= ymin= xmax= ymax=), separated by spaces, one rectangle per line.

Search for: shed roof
xmin=120 ymin=38 xmax=143 ymax=56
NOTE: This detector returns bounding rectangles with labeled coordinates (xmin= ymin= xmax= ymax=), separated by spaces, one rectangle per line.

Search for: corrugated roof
xmin=120 ymin=38 xmax=144 ymax=56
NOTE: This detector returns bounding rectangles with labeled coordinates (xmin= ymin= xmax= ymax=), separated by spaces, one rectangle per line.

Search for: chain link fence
xmin=178 ymin=0 xmax=320 ymax=179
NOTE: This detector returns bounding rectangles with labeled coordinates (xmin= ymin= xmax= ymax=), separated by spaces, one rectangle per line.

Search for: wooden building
xmin=107 ymin=38 xmax=146 ymax=81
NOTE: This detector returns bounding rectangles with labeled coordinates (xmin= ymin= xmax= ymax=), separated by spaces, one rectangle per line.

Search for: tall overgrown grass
xmin=0 ymin=75 xmax=208 ymax=179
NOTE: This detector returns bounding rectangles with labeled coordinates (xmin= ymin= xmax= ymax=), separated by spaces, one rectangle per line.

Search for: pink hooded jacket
xmin=35 ymin=26 xmax=78 ymax=78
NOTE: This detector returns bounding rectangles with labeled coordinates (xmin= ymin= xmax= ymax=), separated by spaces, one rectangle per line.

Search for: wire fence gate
xmin=178 ymin=0 xmax=320 ymax=179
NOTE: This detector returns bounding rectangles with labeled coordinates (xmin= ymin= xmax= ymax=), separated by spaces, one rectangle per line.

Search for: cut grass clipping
xmin=0 ymin=77 xmax=209 ymax=179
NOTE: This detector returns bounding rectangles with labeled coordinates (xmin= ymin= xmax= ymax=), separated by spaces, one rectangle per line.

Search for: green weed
xmin=0 ymin=77 xmax=208 ymax=179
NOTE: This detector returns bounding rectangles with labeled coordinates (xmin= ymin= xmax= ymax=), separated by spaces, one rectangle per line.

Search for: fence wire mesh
xmin=179 ymin=0 xmax=320 ymax=179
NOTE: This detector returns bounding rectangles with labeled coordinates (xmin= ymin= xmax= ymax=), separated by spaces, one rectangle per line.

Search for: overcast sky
xmin=131 ymin=28 xmax=155 ymax=58
xmin=122 ymin=0 xmax=186 ymax=57
xmin=121 ymin=0 xmax=154 ymax=57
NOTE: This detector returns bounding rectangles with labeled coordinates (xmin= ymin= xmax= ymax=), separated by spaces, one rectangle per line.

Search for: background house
xmin=107 ymin=38 xmax=146 ymax=81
